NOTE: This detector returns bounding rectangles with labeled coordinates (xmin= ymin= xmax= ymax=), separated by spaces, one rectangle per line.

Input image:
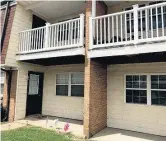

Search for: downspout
xmin=1 ymin=1 xmax=10 ymax=52
xmin=1 ymin=68 xmax=12 ymax=121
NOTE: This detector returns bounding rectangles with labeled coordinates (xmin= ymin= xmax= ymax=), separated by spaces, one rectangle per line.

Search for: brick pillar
xmin=8 ymin=70 xmax=18 ymax=122
xmin=2 ymin=72 xmax=8 ymax=107
xmin=2 ymin=70 xmax=18 ymax=122
xmin=84 ymin=1 xmax=107 ymax=138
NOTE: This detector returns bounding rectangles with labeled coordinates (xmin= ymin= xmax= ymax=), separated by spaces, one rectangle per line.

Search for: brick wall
xmin=8 ymin=70 xmax=18 ymax=122
xmin=2 ymin=70 xmax=18 ymax=122
xmin=1 ymin=5 xmax=16 ymax=64
xmin=84 ymin=0 xmax=107 ymax=138
xmin=2 ymin=72 xmax=8 ymax=107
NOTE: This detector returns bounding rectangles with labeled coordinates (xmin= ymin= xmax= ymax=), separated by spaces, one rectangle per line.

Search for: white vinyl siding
xmin=107 ymin=62 xmax=166 ymax=136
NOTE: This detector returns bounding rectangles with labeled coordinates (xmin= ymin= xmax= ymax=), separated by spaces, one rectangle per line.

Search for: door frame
xmin=26 ymin=71 xmax=44 ymax=116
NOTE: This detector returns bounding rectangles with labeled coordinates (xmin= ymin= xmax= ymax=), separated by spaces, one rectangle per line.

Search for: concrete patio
xmin=91 ymin=128 xmax=166 ymax=141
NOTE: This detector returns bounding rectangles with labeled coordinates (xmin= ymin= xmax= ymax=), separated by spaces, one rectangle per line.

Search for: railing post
xmin=79 ymin=14 xmax=84 ymax=46
xmin=45 ymin=22 xmax=50 ymax=48
xmin=133 ymin=4 xmax=139 ymax=45
xmin=89 ymin=16 xmax=93 ymax=49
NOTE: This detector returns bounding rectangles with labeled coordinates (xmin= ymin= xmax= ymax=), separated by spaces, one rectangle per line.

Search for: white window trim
xmin=124 ymin=73 xmax=166 ymax=106
xmin=55 ymin=72 xmax=84 ymax=97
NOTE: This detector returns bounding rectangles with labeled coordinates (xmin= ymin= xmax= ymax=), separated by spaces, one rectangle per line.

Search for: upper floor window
xmin=56 ymin=72 xmax=84 ymax=97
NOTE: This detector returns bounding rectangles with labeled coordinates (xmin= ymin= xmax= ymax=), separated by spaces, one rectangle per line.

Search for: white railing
xmin=18 ymin=14 xmax=84 ymax=53
xmin=90 ymin=2 xmax=166 ymax=49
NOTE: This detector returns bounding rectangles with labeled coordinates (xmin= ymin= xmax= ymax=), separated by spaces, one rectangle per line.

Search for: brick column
xmin=2 ymin=70 xmax=18 ymax=122
xmin=84 ymin=1 xmax=107 ymax=138
xmin=8 ymin=70 xmax=18 ymax=122
xmin=2 ymin=72 xmax=9 ymax=107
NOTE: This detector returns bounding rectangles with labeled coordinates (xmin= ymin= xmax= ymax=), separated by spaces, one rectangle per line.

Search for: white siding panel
xmin=42 ymin=64 xmax=84 ymax=120
xmin=107 ymin=62 xmax=166 ymax=136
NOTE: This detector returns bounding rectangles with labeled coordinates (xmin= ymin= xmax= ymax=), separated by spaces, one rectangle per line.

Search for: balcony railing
xmin=90 ymin=2 xmax=166 ymax=49
xmin=18 ymin=14 xmax=84 ymax=54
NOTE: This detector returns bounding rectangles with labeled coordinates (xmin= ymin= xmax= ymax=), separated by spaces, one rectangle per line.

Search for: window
xmin=151 ymin=75 xmax=166 ymax=105
xmin=125 ymin=74 xmax=166 ymax=106
xmin=56 ymin=72 xmax=84 ymax=97
xmin=126 ymin=75 xmax=147 ymax=104
xmin=28 ymin=74 xmax=39 ymax=95
xmin=71 ymin=73 xmax=84 ymax=97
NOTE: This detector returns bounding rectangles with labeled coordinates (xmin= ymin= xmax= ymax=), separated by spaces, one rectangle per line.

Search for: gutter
xmin=1 ymin=1 xmax=10 ymax=52
xmin=1 ymin=68 xmax=12 ymax=121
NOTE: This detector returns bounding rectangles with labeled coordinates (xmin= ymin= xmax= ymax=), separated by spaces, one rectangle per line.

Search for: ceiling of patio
xmin=18 ymin=1 xmax=85 ymax=21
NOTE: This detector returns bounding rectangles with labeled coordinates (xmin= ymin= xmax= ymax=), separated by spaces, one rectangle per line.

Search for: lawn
xmin=1 ymin=126 xmax=74 ymax=141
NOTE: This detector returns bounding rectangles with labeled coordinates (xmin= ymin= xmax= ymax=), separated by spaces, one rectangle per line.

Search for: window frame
xmin=124 ymin=73 xmax=166 ymax=106
xmin=55 ymin=72 xmax=84 ymax=97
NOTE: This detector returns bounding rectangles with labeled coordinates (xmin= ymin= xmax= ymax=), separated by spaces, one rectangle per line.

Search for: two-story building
xmin=1 ymin=0 xmax=166 ymax=138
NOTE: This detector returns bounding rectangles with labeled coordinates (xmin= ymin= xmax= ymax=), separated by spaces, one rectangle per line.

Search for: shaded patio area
xmin=90 ymin=128 xmax=166 ymax=141
xmin=15 ymin=115 xmax=84 ymax=138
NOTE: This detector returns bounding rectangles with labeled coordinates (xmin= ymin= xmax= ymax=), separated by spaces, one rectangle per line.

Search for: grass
xmin=1 ymin=126 xmax=74 ymax=141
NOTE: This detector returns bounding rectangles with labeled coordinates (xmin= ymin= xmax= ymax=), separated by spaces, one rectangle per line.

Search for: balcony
xmin=17 ymin=14 xmax=84 ymax=61
xmin=89 ymin=2 xmax=166 ymax=58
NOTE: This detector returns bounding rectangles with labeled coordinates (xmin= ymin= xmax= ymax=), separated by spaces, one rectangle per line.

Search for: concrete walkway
xmin=90 ymin=128 xmax=166 ymax=141
xmin=1 ymin=122 xmax=26 ymax=131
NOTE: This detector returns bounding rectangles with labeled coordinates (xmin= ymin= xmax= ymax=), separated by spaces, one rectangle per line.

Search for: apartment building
xmin=1 ymin=0 xmax=166 ymax=138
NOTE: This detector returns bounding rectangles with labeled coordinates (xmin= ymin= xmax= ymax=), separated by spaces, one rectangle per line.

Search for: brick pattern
xmin=2 ymin=72 xmax=8 ymax=107
xmin=2 ymin=70 xmax=18 ymax=122
xmin=84 ymin=1 xmax=107 ymax=138
xmin=8 ymin=70 xmax=18 ymax=122
xmin=1 ymin=5 xmax=16 ymax=64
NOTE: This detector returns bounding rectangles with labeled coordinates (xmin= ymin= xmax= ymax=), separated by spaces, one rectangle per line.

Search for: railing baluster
xmin=104 ymin=17 xmax=106 ymax=44
xmin=112 ymin=16 xmax=114 ymax=43
xmin=68 ymin=22 xmax=71 ymax=45
xmin=65 ymin=23 xmax=67 ymax=45
xmin=150 ymin=8 xmax=153 ymax=38
xmin=116 ymin=15 xmax=118 ymax=42
xmin=120 ymin=14 xmax=123 ymax=42
xmin=100 ymin=18 xmax=102 ymax=44
xmin=71 ymin=22 xmax=73 ymax=45
xmin=140 ymin=10 xmax=143 ymax=39
xmin=108 ymin=17 xmax=110 ymax=43
xmin=77 ymin=20 xmax=80 ymax=44
xmin=129 ymin=13 xmax=132 ymax=41
xmin=145 ymin=8 xmax=148 ymax=38
xmin=74 ymin=20 xmax=77 ymax=44
xmin=96 ymin=19 xmax=98 ymax=45
xmin=161 ymin=5 xmax=164 ymax=36
xmin=125 ymin=13 xmax=127 ymax=41
xmin=56 ymin=25 xmax=59 ymax=46
xmin=156 ymin=6 xmax=159 ymax=37
xmin=59 ymin=24 xmax=62 ymax=46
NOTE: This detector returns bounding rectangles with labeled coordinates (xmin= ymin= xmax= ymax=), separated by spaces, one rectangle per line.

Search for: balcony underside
xmin=20 ymin=55 xmax=84 ymax=66
xmin=92 ymin=52 xmax=166 ymax=65
xmin=88 ymin=41 xmax=166 ymax=58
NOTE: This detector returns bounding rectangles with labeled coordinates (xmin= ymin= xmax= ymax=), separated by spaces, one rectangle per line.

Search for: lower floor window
xmin=126 ymin=75 xmax=147 ymax=104
xmin=125 ymin=74 xmax=166 ymax=106
xmin=151 ymin=75 xmax=166 ymax=106
xmin=56 ymin=72 xmax=84 ymax=97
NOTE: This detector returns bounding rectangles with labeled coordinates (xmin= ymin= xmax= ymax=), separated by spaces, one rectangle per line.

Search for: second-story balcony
xmin=16 ymin=14 xmax=85 ymax=61
xmin=89 ymin=2 xmax=166 ymax=58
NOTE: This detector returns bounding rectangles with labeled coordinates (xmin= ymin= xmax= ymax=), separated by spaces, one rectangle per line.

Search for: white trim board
xmin=16 ymin=47 xmax=85 ymax=61
xmin=88 ymin=42 xmax=166 ymax=58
